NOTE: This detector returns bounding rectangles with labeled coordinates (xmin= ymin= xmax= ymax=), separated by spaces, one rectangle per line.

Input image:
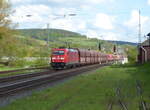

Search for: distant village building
xmin=138 ymin=39 xmax=150 ymax=63
xmin=121 ymin=57 xmax=128 ymax=64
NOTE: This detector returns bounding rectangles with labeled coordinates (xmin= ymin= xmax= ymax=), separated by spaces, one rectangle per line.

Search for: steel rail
xmin=116 ymin=86 xmax=128 ymax=110
xmin=136 ymin=80 xmax=147 ymax=110
xmin=107 ymin=101 xmax=113 ymax=110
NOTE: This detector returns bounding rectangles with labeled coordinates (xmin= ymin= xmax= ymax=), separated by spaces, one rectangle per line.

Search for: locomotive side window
xmin=53 ymin=51 xmax=64 ymax=55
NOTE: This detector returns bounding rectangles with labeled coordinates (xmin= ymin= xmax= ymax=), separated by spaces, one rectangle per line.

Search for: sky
xmin=9 ymin=0 xmax=150 ymax=42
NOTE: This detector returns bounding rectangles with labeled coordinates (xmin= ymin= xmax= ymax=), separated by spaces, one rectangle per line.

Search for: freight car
xmin=50 ymin=48 xmax=123 ymax=69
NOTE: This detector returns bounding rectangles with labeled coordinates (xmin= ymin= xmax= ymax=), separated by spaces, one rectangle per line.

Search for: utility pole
xmin=47 ymin=23 xmax=50 ymax=49
xmin=138 ymin=10 xmax=142 ymax=63
xmin=138 ymin=10 xmax=141 ymax=46
xmin=46 ymin=14 xmax=76 ymax=49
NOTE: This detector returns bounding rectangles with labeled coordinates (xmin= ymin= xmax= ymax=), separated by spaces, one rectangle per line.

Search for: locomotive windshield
xmin=52 ymin=50 xmax=64 ymax=55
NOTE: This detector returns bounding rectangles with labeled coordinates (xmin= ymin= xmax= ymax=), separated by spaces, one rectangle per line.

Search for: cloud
xmin=10 ymin=4 xmax=119 ymax=41
xmin=124 ymin=10 xmax=149 ymax=28
xmin=10 ymin=4 xmax=77 ymax=23
xmin=10 ymin=0 xmax=143 ymax=42
xmin=123 ymin=10 xmax=150 ymax=42
xmin=48 ymin=18 xmax=87 ymax=32
xmin=85 ymin=30 xmax=118 ymax=41
xmin=48 ymin=0 xmax=104 ymax=3
xmin=86 ymin=30 xmax=99 ymax=38
xmin=102 ymin=32 xmax=118 ymax=40
xmin=9 ymin=0 xmax=31 ymax=4
xmin=10 ymin=4 xmax=86 ymax=32
xmin=148 ymin=0 xmax=150 ymax=5
xmin=10 ymin=0 xmax=115 ymax=5
xmin=94 ymin=13 xmax=115 ymax=30
xmin=48 ymin=0 xmax=114 ymax=5
xmin=10 ymin=0 xmax=22 ymax=3
xmin=52 ymin=7 xmax=76 ymax=16
xmin=80 ymin=5 xmax=92 ymax=11
xmin=85 ymin=0 xmax=106 ymax=4
xmin=10 ymin=5 xmax=52 ymax=23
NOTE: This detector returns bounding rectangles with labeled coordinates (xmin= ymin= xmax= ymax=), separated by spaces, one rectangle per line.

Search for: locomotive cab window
xmin=53 ymin=51 xmax=64 ymax=55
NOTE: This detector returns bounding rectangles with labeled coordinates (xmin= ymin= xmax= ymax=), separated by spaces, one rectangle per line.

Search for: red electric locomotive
xmin=51 ymin=48 xmax=79 ymax=69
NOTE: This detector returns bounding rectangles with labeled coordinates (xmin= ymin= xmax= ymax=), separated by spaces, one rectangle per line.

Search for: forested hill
xmin=108 ymin=40 xmax=137 ymax=46
xmin=17 ymin=29 xmax=137 ymax=46
xmin=17 ymin=29 xmax=86 ymax=41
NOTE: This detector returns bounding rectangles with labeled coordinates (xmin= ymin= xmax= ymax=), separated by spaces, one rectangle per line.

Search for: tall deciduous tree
xmin=0 ymin=0 xmax=18 ymax=65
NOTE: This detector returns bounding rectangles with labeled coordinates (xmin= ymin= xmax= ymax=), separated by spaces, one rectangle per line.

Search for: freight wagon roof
xmin=77 ymin=49 xmax=88 ymax=56
xmin=52 ymin=48 xmax=78 ymax=51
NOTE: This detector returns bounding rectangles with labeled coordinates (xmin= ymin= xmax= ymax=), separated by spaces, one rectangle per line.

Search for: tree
xmin=0 ymin=0 xmax=17 ymax=65
xmin=0 ymin=0 xmax=12 ymax=29
xmin=124 ymin=45 xmax=137 ymax=63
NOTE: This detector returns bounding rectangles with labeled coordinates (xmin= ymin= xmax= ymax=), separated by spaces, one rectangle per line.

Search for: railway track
xmin=0 ymin=64 xmax=106 ymax=97
xmin=136 ymin=80 xmax=148 ymax=110
xmin=116 ymin=87 xmax=128 ymax=110
xmin=0 ymin=66 xmax=49 ymax=74
xmin=107 ymin=80 xmax=150 ymax=110
xmin=107 ymin=100 xmax=113 ymax=110
xmin=0 ymin=69 xmax=55 ymax=83
xmin=107 ymin=85 xmax=128 ymax=110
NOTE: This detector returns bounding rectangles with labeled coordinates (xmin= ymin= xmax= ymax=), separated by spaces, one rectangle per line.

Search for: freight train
xmin=50 ymin=48 xmax=124 ymax=69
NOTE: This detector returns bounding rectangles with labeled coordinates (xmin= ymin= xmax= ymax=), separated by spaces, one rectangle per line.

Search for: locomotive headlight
xmin=52 ymin=57 xmax=56 ymax=59
xmin=60 ymin=57 xmax=64 ymax=60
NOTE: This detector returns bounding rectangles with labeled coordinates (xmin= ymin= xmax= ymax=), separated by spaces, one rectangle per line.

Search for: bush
xmin=9 ymin=57 xmax=49 ymax=68
xmin=30 ymin=58 xmax=49 ymax=67
xmin=9 ymin=59 xmax=28 ymax=67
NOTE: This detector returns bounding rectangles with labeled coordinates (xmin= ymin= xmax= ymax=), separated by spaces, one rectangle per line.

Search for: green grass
xmin=1 ymin=62 xmax=150 ymax=110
